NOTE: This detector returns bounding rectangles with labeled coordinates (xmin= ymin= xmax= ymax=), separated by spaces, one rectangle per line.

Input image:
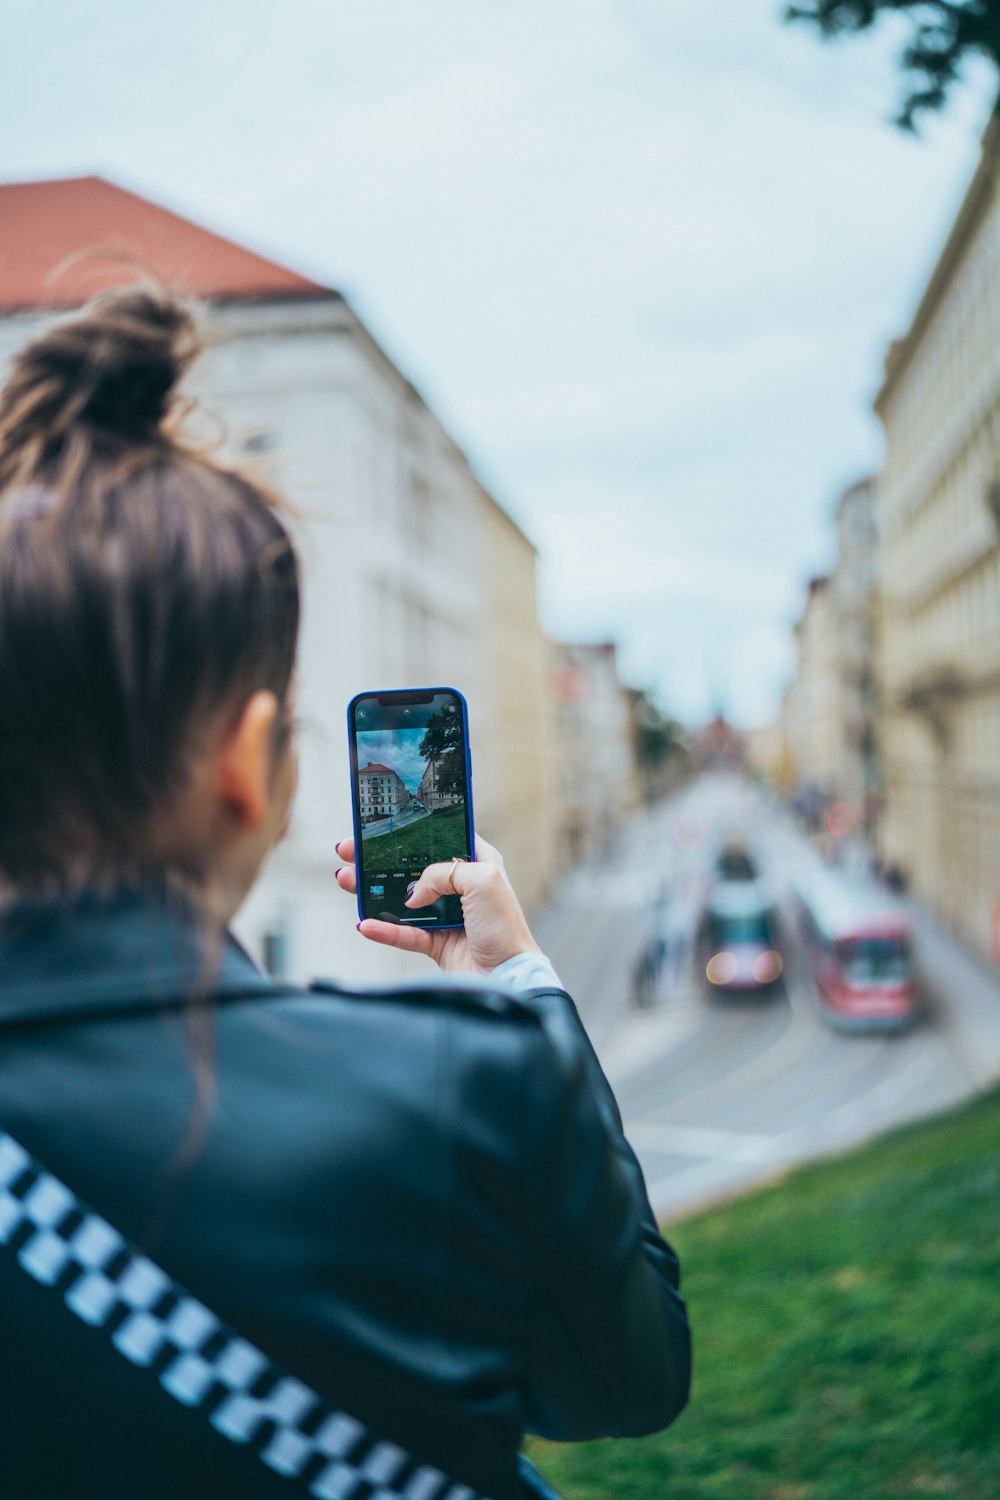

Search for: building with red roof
xmin=359 ymin=764 xmax=410 ymax=821
xmin=0 ymin=175 xmax=329 ymax=311
xmin=0 ymin=172 xmax=559 ymax=979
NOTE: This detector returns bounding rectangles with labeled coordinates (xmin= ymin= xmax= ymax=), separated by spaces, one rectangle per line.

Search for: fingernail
xmin=335 ymin=866 xmax=345 ymax=878
xmin=356 ymin=922 xmax=364 ymax=931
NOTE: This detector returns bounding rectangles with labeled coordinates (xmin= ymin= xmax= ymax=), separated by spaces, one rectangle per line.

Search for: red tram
xmin=795 ymin=867 xmax=918 ymax=1030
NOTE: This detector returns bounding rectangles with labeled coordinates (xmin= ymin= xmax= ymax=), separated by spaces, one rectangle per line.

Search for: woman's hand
xmin=334 ymin=833 xmax=540 ymax=975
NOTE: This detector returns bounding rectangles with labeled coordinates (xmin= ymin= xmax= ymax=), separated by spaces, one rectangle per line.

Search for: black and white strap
xmin=0 ymin=1129 xmax=491 ymax=1500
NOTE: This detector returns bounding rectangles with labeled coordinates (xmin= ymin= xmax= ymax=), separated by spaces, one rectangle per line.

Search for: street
xmin=534 ymin=775 xmax=1000 ymax=1222
xmin=361 ymin=806 xmax=430 ymax=838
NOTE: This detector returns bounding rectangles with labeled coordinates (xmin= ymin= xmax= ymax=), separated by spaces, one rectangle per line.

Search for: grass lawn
xmin=361 ymin=804 xmax=468 ymax=870
xmin=527 ymin=1086 xmax=1000 ymax=1500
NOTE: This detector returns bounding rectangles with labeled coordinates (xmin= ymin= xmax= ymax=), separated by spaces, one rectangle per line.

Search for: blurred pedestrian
xmin=0 ymin=288 xmax=690 ymax=1500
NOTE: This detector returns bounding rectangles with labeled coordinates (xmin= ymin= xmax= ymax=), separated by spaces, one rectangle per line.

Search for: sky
xmin=1 ymin=0 xmax=996 ymax=725
xmin=357 ymin=730 xmax=428 ymax=793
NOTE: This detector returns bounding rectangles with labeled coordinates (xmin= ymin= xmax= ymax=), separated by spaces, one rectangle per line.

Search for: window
xmin=837 ymin=938 xmax=909 ymax=985
xmin=711 ymin=914 xmax=771 ymax=945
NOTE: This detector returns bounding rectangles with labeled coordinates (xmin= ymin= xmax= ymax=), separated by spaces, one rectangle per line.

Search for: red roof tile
xmin=0 ymin=176 xmax=330 ymax=311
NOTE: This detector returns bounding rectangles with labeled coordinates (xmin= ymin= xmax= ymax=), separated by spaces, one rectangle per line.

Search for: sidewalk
xmin=909 ymin=897 xmax=1000 ymax=1090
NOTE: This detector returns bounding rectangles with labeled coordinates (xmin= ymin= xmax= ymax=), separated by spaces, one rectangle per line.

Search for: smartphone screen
xmin=347 ymin=687 xmax=474 ymax=927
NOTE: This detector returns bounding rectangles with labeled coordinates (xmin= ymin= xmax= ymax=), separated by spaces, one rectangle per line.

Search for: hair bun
xmin=67 ymin=287 xmax=200 ymax=439
xmin=0 ymin=286 xmax=200 ymax=480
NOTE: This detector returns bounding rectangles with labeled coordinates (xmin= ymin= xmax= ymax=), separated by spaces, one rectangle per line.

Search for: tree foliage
xmin=418 ymin=708 xmax=464 ymax=799
xmin=785 ymin=1 xmax=1000 ymax=129
xmin=632 ymin=690 xmax=688 ymax=794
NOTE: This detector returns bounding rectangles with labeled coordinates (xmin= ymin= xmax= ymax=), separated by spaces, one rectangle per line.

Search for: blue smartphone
xmin=347 ymin=687 xmax=475 ymax=927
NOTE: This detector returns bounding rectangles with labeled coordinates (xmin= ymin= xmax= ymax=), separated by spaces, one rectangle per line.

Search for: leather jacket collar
xmin=0 ymin=886 xmax=276 ymax=1028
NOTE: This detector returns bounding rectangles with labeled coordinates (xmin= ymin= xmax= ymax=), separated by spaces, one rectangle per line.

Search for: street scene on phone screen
xmin=354 ymin=694 xmax=470 ymax=921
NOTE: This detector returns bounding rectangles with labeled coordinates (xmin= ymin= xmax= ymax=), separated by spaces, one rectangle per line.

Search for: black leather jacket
xmin=0 ymin=888 xmax=690 ymax=1499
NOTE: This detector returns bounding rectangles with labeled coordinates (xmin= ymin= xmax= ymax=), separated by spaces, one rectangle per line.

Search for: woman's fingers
xmin=405 ymin=856 xmax=507 ymax=909
xmin=337 ymin=835 xmax=498 ymax=908
xmin=472 ymin=833 xmax=502 ymax=866
xmin=357 ymin=918 xmax=434 ymax=957
xmin=404 ymin=859 xmax=468 ymax=909
xmin=335 ymin=837 xmax=358 ymax=893
xmin=343 ymin=832 xmax=531 ymax=974
xmin=402 ymin=839 xmax=503 ymax=906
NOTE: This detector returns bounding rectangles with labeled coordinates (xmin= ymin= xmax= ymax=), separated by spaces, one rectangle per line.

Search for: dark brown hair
xmin=0 ymin=285 xmax=301 ymax=892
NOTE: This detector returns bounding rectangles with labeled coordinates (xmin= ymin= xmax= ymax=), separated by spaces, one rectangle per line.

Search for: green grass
xmin=528 ymin=1087 xmax=1000 ymax=1500
xmin=361 ymin=804 xmax=468 ymax=870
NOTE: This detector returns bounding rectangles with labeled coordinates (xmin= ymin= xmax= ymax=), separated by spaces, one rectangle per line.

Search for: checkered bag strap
xmin=0 ymin=1129 xmax=493 ymax=1500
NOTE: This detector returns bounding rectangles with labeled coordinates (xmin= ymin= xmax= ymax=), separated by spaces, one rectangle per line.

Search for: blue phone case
xmin=347 ymin=686 xmax=475 ymax=929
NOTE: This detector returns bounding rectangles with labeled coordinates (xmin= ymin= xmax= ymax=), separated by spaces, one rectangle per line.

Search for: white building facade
xmin=0 ymin=177 xmax=558 ymax=986
xmin=201 ymin=299 xmax=556 ymax=983
xmin=359 ymin=764 xmax=410 ymax=821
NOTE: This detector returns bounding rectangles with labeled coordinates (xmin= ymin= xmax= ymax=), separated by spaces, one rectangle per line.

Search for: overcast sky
xmin=357 ymin=730 xmax=429 ymax=793
xmin=1 ymin=0 xmax=995 ymax=725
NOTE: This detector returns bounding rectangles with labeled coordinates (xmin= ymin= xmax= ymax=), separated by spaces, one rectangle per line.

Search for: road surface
xmin=534 ymin=774 xmax=1000 ymax=1222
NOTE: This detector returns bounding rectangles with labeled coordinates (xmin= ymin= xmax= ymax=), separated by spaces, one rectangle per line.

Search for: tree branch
xmin=784 ymin=0 xmax=1000 ymax=129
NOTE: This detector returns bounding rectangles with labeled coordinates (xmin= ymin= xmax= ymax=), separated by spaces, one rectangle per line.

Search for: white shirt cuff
xmin=489 ymin=951 xmax=564 ymax=994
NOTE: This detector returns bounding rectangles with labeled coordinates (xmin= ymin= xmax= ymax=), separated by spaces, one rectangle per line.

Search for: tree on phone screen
xmin=419 ymin=709 xmax=464 ymax=800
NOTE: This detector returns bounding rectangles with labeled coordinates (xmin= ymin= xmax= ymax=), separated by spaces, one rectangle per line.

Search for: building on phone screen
xmin=417 ymin=756 xmax=463 ymax=811
xmin=359 ymin=764 xmax=410 ymax=822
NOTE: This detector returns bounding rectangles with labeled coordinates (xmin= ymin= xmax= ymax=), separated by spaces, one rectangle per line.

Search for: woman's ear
xmin=215 ymin=691 xmax=280 ymax=831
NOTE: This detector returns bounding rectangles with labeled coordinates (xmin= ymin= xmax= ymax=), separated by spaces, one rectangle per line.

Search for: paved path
xmin=534 ymin=774 xmax=1000 ymax=1223
xmin=361 ymin=807 xmax=430 ymax=838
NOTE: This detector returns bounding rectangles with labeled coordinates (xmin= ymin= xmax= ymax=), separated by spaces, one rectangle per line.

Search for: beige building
xmin=788 ymin=576 xmax=843 ymax=798
xmin=416 ymin=756 xmax=462 ymax=812
xmin=874 ymin=119 xmax=1000 ymax=962
xmin=831 ymin=476 xmax=879 ymax=818
xmin=551 ymin=642 xmax=641 ymax=864
xmin=755 ymin=476 xmax=877 ymax=817
xmin=0 ymin=175 xmax=558 ymax=978
xmin=744 ymin=691 xmax=796 ymax=794
xmin=475 ymin=490 xmax=558 ymax=911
